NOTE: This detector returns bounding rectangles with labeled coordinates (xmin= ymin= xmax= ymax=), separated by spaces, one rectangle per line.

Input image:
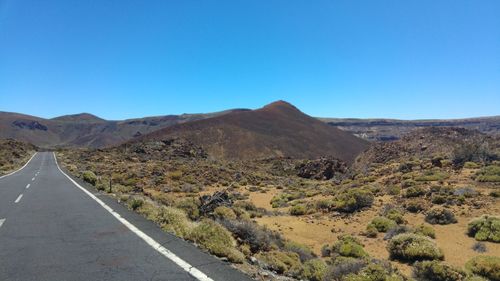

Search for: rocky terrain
xmin=57 ymin=126 xmax=500 ymax=281
xmin=0 ymin=139 xmax=37 ymax=176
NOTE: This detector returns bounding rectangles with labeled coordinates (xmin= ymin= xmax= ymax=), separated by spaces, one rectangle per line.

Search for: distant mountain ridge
xmin=320 ymin=116 xmax=500 ymax=141
xmin=0 ymin=110 xmax=234 ymax=148
xmin=1 ymin=103 xmax=498 ymax=155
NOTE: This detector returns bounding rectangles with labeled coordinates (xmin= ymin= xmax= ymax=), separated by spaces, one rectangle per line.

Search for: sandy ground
xmin=254 ymin=188 xmax=500 ymax=277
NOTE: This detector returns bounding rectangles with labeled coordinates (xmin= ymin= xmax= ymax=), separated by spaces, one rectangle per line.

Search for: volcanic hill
xmin=137 ymin=101 xmax=369 ymax=162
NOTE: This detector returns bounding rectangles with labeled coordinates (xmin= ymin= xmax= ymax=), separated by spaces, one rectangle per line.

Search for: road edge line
xmin=0 ymin=152 xmax=37 ymax=180
xmin=52 ymin=152 xmax=214 ymax=281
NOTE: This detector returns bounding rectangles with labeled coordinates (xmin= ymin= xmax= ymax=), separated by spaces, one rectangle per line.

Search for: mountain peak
xmin=260 ymin=100 xmax=301 ymax=113
xmin=52 ymin=113 xmax=106 ymax=123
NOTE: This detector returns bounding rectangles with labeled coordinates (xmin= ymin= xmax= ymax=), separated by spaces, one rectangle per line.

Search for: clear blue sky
xmin=0 ymin=0 xmax=499 ymax=120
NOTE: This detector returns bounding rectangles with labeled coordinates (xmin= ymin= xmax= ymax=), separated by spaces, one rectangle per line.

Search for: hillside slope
xmin=138 ymin=101 xmax=369 ymax=162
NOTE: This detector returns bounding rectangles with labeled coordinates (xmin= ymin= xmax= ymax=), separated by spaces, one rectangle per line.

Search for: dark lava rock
xmin=199 ymin=191 xmax=232 ymax=216
xmin=295 ymin=156 xmax=348 ymax=180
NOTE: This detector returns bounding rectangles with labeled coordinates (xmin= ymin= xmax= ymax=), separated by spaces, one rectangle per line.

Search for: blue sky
xmin=0 ymin=0 xmax=498 ymax=120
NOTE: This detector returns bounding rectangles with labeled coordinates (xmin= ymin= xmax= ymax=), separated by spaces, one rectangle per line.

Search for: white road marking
xmin=14 ymin=194 xmax=23 ymax=203
xmin=31 ymin=177 xmax=35 ymax=181
xmin=53 ymin=152 xmax=214 ymax=281
xmin=26 ymin=184 xmax=30 ymax=189
xmin=0 ymin=219 xmax=5 ymax=228
xmin=0 ymin=152 xmax=37 ymax=180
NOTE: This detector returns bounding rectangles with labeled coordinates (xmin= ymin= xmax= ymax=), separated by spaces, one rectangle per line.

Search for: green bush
xmin=415 ymin=170 xmax=450 ymax=182
xmin=414 ymin=224 xmax=436 ymax=239
xmin=466 ymin=256 xmax=500 ymax=281
xmin=413 ymin=260 xmax=467 ymax=281
xmin=464 ymin=162 xmax=481 ymax=169
xmin=323 ymin=258 xmax=406 ymax=281
xmin=142 ymin=206 xmax=194 ymax=238
xmin=316 ymin=199 xmax=335 ymax=211
xmin=128 ymin=198 xmax=144 ymax=210
xmin=405 ymin=198 xmax=429 ymax=213
xmin=256 ymin=250 xmax=302 ymax=275
xmin=332 ymin=188 xmax=374 ymax=213
xmin=467 ymin=215 xmax=500 ymax=243
xmin=82 ymin=170 xmax=97 ymax=185
xmin=475 ymin=166 xmax=500 ymax=182
xmin=271 ymin=192 xmax=304 ymax=208
xmin=301 ymin=259 xmax=327 ymax=281
xmin=387 ymin=233 xmax=444 ymax=262
xmin=369 ymin=217 xmax=397 ymax=233
xmin=332 ymin=235 xmax=369 ymax=258
xmin=386 ymin=185 xmax=401 ymax=195
xmin=213 ymin=206 xmax=237 ymax=220
xmin=404 ymin=186 xmax=426 ymax=198
xmin=402 ymin=179 xmax=417 ymax=188
xmin=188 ymin=219 xmax=244 ymax=263
xmin=365 ymin=223 xmax=378 ymax=238
xmin=290 ymin=204 xmax=307 ymax=216
xmin=284 ymin=241 xmax=315 ymax=262
xmin=220 ymin=219 xmax=283 ymax=253
xmin=174 ymin=197 xmax=200 ymax=220
xmin=425 ymin=208 xmax=457 ymax=225
xmin=384 ymin=209 xmax=406 ymax=224
xmin=323 ymin=258 xmax=366 ymax=281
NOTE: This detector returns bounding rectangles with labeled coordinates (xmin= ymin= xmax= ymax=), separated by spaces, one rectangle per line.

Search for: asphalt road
xmin=0 ymin=152 xmax=253 ymax=281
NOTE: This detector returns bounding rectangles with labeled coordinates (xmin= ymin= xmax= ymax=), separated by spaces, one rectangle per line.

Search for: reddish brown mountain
xmin=138 ymin=101 xmax=369 ymax=162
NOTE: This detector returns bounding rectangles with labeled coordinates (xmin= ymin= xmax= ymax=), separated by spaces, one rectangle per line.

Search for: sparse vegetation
xmin=290 ymin=204 xmax=307 ymax=216
xmin=220 ymin=219 xmax=283 ymax=253
xmin=415 ymin=170 xmax=450 ymax=182
xmin=284 ymin=241 xmax=315 ymax=262
xmin=413 ymin=260 xmax=467 ymax=281
xmin=425 ymin=208 xmax=457 ymax=225
xmin=475 ymin=165 xmax=500 ymax=182
xmin=324 ymin=259 xmax=405 ymax=281
xmin=188 ymin=219 xmax=245 ymax=263
xmin=467 ymin=216 xmax=500 ymax=243
xmin=331 ymin=235 xmax=369 ymax=258
xmin=368 ymin=217 xmax=397 ymax=233
xmin=128 ymin=198 xmax=144 ymax=210
xmin=387 ymin=233 xmax=444 ymax=262
xmin=404 ymin=186 xmax=426 ymax=198
xmin=466 ymin=256 xmax=500 ymax=281
xmin=82 ymin=170 xmax=97 ymax=185
xmin=414 ymin=224 xmax=436 ymax=239
xmin=332 ymin=188 xmax=374 ymax=213
xmin=301 ymin=258 xmax=327 ymax=281
xmin=256 ymin=250 xmax=302 ymax=275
